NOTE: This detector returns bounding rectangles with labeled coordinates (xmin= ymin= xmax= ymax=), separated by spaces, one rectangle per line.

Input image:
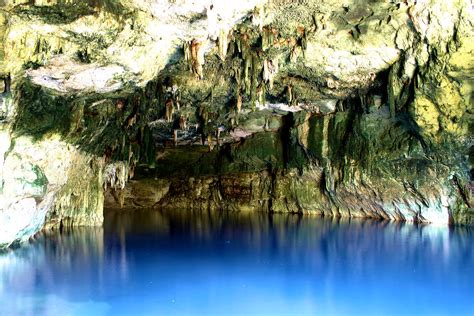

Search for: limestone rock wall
xmin=0 ymin=128 xmax=105 ymax=248
xmin=106 ymin=105 xmax=472 ymax=224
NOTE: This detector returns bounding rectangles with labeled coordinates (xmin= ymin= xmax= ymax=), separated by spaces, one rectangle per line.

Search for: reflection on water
xmin=1 ymin=210 xmax=474 ymax=315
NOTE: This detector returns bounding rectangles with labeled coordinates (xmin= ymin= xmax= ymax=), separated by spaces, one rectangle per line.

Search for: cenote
xmin=1 ymin=209 xmax=474 ymax=315
xmin=1 ymin=0 xmax=473 ymax=315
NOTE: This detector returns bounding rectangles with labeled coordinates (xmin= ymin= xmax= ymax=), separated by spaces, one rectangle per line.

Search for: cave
xmin=0 ymin=0 xmax=473 ymax=314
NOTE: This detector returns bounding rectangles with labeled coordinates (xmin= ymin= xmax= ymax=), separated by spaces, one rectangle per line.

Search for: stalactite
xmin=233 ymin=64 xmax=242 ymax=87
xmin=165 ymin=98 xmax=174 ymax=123
xmin=286 ymin=84 xmax=293 ymax=105
xmin=236 ymin=93 xmax=242 ymax=114
xmin=128 ymin=143 xmax=133 ymax=162
xmin=288 ymin=37 xmax=301 ymax=63
xmin=216 ymin=127 xmax=224 ymax=147
xmin=244 ymin=53 xmax=252 ymax=95
xmin=250 ymin=53 xmax=261 ymax=110
xmin=271 ymin=27 xmax=279 ymax=47
xmin=236 ymin=36 xmax=242 ymax=53
xmin=262 ymin=27 xmax=270 ymax=51
xmin=104 ymin=161 xmax=130 ymax=191
xmin=263 ymin=59 xmax=278 ymax=90
xmin=218 ymin=29 xmax=229 ymax=61
xmin=257 ymin=83 xmax=265 ymax=106
xmin=240 ymin=32 xmax=250 ymax=58
xmin=183 ymin=41 xmax=191 ymax=71
xmin=298 ymin=26 xmax=307 ymax=51
xmin=173 ymin=129 xmax=178 ymax=146
xmin=3 ymin=74 xmax=11 ymax=94
xmin=263 ymin=59 xmax=270 ymax=85
xmin=190 ymin=39 xmax=205 ymax=79
xmin=175 ymin=95 xmax=181 ymax=110
xmin=179 ymin=115 xmax=187 ymax=130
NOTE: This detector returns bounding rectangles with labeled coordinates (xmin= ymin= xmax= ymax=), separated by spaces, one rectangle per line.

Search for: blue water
xmin=1 ymin=210 xmax=473 ymax=316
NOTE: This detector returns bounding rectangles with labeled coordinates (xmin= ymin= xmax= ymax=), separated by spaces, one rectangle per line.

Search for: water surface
xmin=1 ymin=209 xmax=473 ymax=315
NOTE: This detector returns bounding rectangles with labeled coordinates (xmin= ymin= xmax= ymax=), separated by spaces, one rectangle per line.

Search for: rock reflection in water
xmin=1 ymin=210 xmax=473 ymax=315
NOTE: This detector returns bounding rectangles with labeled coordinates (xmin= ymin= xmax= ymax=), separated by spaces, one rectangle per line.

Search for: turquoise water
xmin=1 ymin=209 xmax=473 ymax=316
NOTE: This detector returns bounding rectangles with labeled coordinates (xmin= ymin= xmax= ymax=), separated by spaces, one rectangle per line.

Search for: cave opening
xmin=0 ymin=0 xmax=473 ymax=314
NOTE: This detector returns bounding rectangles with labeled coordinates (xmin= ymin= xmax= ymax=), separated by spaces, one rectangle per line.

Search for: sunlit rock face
xmin=0 ymin=0 xmax=473 ymax=249
xmin=0 ymin=132 xmax=104 ymax=248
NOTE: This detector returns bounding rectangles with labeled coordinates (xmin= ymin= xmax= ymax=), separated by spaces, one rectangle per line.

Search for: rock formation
xmin=0 ymin=0 xmax=472 ymax=249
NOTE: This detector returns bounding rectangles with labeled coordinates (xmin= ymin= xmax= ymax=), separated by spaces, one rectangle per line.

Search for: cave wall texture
xmin=0 ymin=0 xmax=472 ymax=249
